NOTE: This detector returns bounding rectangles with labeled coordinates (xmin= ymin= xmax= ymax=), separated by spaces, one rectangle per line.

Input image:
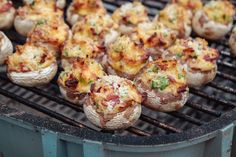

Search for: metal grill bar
xmin=216 ymin=71 xmax=236 ymax=82
xmin=208 ymin=82 xmax=236 ymax=95
xmin=167 ymin=112 xmax=205 ymax=125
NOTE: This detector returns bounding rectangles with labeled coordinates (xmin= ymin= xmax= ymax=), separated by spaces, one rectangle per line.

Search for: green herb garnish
xmin=151 ymin=76 xmax=169 ymax=91
xmin=176 ymin=53 xmax=183 ymax=58
xmin=178 ymin=73 xmax=184 ymax=79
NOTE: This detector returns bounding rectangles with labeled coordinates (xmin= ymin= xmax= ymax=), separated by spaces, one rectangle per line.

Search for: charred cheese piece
xmin=167 ymin=38 xmax=219 ymax=72
xmin=107 ymin=36 xmax=149 ymax=77
xmin=7 ymin=43 xmax=56 ymax=72
xmin=172 ymin=0 xmax=203 ymax=13
xmin=112 ymin=1 xmax=149 ymax=27
xmin=58 ymin=59 xmax=106 ymax=94
xmin=90 ymin=75 xmax=141 ymax=115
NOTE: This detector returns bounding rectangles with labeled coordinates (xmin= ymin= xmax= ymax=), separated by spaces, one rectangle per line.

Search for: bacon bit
xmin=147 ymin=32 xmax=158 ymax=44
xmin=65 ymin=77 xmax=78 ymax=88
xmin=167 ymin=75 xmax=176 ymax=83
xmin=73 ymin=2 xmax=84 ymax=10
xmin=90 ymin=28 xmax=97 ymax=35
xmin=97 ymin=45 xmax=106 ymax=52
xmin=183 ymin=47 xmax=194 ymax=54
xmin=106 ymin=94 xmax=119 ymax=102
xmin=199 ymin=15 xmax=207 ymax=27
xmin=140 ymin=53 xmax=149 ymax=62
xmin=19 ymin=63 xmax=31 ymax=72
xmin=40 ymin=54 xmax=47 ymax=64
xmin=204 ymin=54 xmax=219 ymax=62
xmin=187 ymin=2 xmax=196 ymax=9
xmin=177 ymin=85 xmax=188 ymax=93
xmin=0 ymin=2 xmax=12 ymax=13
xmin=141 ymin=92 xmax=147 ymax=102
xmin=90 ymin=83 xmax=96 ymax=92
xmin=158 ymin=62 xmax=168 ymax=71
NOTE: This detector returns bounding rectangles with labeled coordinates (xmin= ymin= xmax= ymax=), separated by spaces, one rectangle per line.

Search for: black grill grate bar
xmin=140 ymin=114 xmax=182 ymax=133
xmin=217 ymin=60 xmax=236 ymax=70
xmin=186 ymin=102 xmax=222 ymax=117
xmin=216 ymin=71 xmax=236 ymax=82
xmin=167 ymin=112 xmax=205 ymax=125
xmin=127 ymin=127 xmax=151 ymax=136
xmin=190 ymin=88 xmax=236 ymax=108
xmin=208 ymin=82 xmax=236 ymax=95
xmin=0 ymin=87 xmax=89 ymax=129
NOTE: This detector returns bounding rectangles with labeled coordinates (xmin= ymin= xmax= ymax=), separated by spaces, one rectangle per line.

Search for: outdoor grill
xmin=0 ymin=0 xmax=236 ymax=157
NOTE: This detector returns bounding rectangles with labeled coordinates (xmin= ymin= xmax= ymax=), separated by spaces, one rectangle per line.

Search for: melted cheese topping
xmin=133 ymin=22 xmax=177 ymax=49
xmin=27 ymin=17 xmax=69 ymax=48
xmin=172 ymin=0 xmax=203 ymax=12
xmin=167 ymin=38 xmax=219 ymax=72
xmin=107 ymin=36 xmax=148 ymax=76
xmin=203 ymin=1 xmax=235 ymax=25
xmin=138 ymin=59 xmax=187 ymax=95
xmin=112 ymin=1 xmax=149 ymax=26
xmin=58 ymin=59 xmax=106 ymax=93
xmin=62 ymin=35 xmax=102 ymax=59
xmin=7 ymin=43 xmax=56 ymax=72
xmin=70 ymin=0 xmax=106 ymax=16
xmin=156 ymin=4 xmax=192 ymax=35
xmin=72 ymin=14 xmax=118 ymax=44
xmin=91 ymin=75 xmax=141 ymax=115
xmin=17 ymin=0 xmax=63 ymax=21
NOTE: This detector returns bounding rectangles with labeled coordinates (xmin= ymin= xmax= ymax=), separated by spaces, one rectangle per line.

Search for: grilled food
xmin=112 ymin=1 xmax=150 ymax=35
xmin=105 ymin=36 xmax=149 ymax=80
xmin=135 ymin=59 xmax=188 ymax=112
xmin=61 ymin=35 xmax=104 ymax=69
xmin=154 ymin=3 xmax=192 ymax=38
xmin=14 ymin=0 xmax=64 ymax=36
xmin=23 ymin=0 xmax=66 ymax=9
xmin=58 ymin=59 xmax=106 ymax=105
xmin=131 ymin=22 xmax=177 ymax=59
xmin=7 ymin=42 xmax=57 ymax=87
xmin=66 ymin=0 xmax=107 ymax=26
xmin=72 ymin=14 xmax=119 ymax=47
xmin=0 ymin=31 xmax=13 ymax=64
xmin=84 ymin=75 xmax=142 ymax=130
xmin=165 ymin=38 xmax=219 ymax=87
xmin=229 ymin=26 xmax=236 ymax=56
xmin=27 ymin=17 xmax=70 ymax=56
xmin=171 ymin=0 xmax=203 ymax=13
xmin=192 ymin=0 xmax=235 ymax=40
xmin=0 ymin=0 xmax=15 ymax=29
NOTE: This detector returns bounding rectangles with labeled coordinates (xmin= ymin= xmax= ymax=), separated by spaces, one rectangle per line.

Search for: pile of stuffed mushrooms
xmin=0 ymin=0 xmax=235 ymax=130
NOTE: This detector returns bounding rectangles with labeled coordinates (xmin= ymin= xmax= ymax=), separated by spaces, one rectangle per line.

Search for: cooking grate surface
xmin=0 ymin=0 xmax=236 ymax=138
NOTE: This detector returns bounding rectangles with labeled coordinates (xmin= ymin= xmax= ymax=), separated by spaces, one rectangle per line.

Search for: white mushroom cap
xmin=0 ymin=31 xmax=13 ymax=65
xmin=186 ymin=66 xmax=217 ymax=87
xmin=192 ymin=10 xmax=233 ymax=40
xmin=14 ymin=16 xmax=35 ymax=37
xmin=66 ymin=4 xmax=80 ymax=26
xmin=23 ymin=0 xmax=66 ymax=9
xmin=0 ymin=7 xmax=15 ymax=29
xmin=8 ymin=63 xmax=58 ymax=87
xmin=84 ymin=99 xmax=142 ymax=130
xmin=229 ymin=30 xmax=236 ymax=56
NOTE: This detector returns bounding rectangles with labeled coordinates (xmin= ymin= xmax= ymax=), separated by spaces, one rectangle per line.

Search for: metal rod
xmin=167 ymin=112 xmax=205 ymax=125
xmin=127 ymin=127 xmax=151 ymax=136
xmin=217 ymin=60 xmax=236 ymax=70
xmin=217 ymin=71 xmax=236 ymax=82
xmin=186 ymin=102 xmax=222 ymax=117
xmin=208 ymin=82 xmax=236 ymax=95
xmin=190 ymin=88 xmax=236 ymax=108
xmin=140 ymin=114 xmax=182 ymax=133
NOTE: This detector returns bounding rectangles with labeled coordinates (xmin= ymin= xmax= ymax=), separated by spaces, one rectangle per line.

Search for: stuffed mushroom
xmin=112 ymin=1 xmax=150 ymax=35
xmin=61 ymin=35 xmax=104 ymax=69
xmin=14 ymin=0 xmax=64 ymax=36
xmin=58 ymin=59 xmax=106 ymax=105
xmin=131 ymin=22 xmax=177 ymax=59
xmin=171 ymin=0 xmax=203 ymax=13
xmin=27 ymin=17 xmax=70 ymax=56
xmin=72 ymin=14 xmax=119 ymax=47
xmin=154 ymin=4 xmax=192 ymax=38
xmin=105 ymin=36 xmax=149 ymax=80
xmin=229 ymin=26 xmax=236 ymax=56
xmin=7 ymin=42 xmax=57 ymax=87
xmin=0 ymin=0 xmax=15 ymax=29
xmin=84 ymin=75 xmax=142 ymax=130
xmin=0 ymin=31 xmax=13 ymax=64
xmin=165 ymin=38 xmax=219 ymax=87
xmin=192 ymin=0 xmax=235 ymax=40
xmin=66 ymin=0 xmax=107 ymax=26
xmin=135 ymin=59 xmax=189 ymax=112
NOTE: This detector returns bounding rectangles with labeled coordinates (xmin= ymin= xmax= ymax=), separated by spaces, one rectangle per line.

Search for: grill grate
xmin=0 ymin=0 xmax=236 ymax=137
